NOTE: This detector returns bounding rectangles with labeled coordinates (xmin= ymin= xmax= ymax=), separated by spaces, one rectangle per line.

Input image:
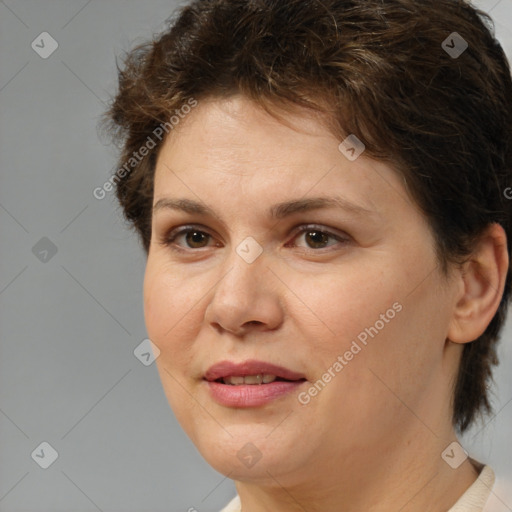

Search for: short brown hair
xmin=102 ymin=0 xmax=512 ymax=434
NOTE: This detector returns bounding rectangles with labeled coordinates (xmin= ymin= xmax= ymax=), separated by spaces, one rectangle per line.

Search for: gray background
xmin=0 ymin=1 xmax=511 ymax=511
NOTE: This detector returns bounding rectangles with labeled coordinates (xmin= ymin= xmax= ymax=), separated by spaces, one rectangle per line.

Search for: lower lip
xmin=205 ymin=380 xmax=305 ymax=407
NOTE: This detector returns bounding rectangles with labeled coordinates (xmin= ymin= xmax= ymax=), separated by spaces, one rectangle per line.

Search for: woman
xmin=103 ymin=1 xmax=512 ymax=510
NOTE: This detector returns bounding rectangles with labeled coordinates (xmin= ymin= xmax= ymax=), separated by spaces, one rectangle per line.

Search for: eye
xmin=288 ymin=225 xmax=349 ymax=250
xmin=160 ymin=225 xmax=217 ymax=251
xmin=158 ymin=224 xmax=350 ymax=253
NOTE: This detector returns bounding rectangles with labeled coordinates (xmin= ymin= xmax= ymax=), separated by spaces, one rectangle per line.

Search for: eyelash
xmin=158 ymin=224 xmax=350 ymax=253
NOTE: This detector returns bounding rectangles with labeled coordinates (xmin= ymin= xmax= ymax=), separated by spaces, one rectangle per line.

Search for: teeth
xmin=244 ymin=375 xmax=264 ymax=385
xmin=224 ymin=375 xmax=245 ymax=385
xmin=222 ymin=374 xmax=277 ymax=385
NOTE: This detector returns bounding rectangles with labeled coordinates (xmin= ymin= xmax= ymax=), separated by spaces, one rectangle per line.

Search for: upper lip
xmin=204 ymin=359 xmax=306 ymax=382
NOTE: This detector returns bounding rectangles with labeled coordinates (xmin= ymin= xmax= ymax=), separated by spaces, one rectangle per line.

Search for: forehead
xmin=158 ymin=96 xmax=338 ymax=174
xmin=153 ymin=95 xmax=415 ymax=224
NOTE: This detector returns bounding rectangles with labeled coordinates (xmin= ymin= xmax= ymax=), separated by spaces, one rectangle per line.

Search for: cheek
xmin=287 ymin=261 xmax=435 ymax=391
xmin=143 ymin=262 xmax=208 ymax=383
xmin=286 ymin=266 xmax=395 ymax=352
xmin=143 ymin=264 xmax=192 ymax=344
xmin=319 ymin=280 xmax=448 ymax=427
xmin=143 ymin=268 xmax=169 ymax=340
xmin=143 ymin=270 xmax=213 ymax=445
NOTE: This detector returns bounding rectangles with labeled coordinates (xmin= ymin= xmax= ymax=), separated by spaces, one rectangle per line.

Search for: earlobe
xmin=447 ymin=223 xmax=509 ymax=345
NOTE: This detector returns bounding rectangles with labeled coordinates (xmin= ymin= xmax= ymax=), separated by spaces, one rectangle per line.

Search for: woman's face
xmin=144 ymin=95 xmax=460 ymax=485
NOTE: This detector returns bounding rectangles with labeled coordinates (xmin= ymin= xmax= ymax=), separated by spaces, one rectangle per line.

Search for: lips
xmin=203 ymin=359 xmax=307 ymax=407
xmin=204 ymin=359 xmax=306 ymax=383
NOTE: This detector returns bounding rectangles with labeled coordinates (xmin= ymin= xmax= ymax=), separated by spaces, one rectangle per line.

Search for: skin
xmin=143 ymin=95 xmax=508 ymax=512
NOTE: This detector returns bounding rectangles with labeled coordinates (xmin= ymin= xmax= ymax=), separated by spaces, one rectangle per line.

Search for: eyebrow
xmin=152 ymin=196 xmax=378 ymax=220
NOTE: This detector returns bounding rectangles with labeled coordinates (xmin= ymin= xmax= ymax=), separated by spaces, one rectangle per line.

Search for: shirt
xmin=219 ymin=462 xmax=495 ymax=512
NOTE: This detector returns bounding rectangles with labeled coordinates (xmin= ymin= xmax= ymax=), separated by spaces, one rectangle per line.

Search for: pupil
xmin=306 ymin=230 xmax=328 ymax=248
xmin=187 ymin=231 xmax=207 ymax=248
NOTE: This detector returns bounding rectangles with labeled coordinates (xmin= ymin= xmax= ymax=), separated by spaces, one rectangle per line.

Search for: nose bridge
xmin=206 ymin=237 xmax=281 ymax=332
xmin=219 ymin=235 xmax=267 ymax=299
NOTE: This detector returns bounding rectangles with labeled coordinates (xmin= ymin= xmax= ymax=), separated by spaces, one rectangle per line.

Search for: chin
xmin=193 ymin=429 xmax=307 ymax=483
xmin=202 ymin=447 xmax=286 ymax=482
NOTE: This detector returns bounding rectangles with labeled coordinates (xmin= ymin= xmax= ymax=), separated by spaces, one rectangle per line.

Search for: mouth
xmin=203 ymin=360 xmax=307 ymax=407
xmin=204 ymin=359 xmax=307 ymax=383
xmin=216 ymin=374 xmax=297 ymax=385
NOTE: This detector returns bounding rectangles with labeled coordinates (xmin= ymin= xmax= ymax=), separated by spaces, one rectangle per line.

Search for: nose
xmin=205 ymin=247 xmax=284 ymax=337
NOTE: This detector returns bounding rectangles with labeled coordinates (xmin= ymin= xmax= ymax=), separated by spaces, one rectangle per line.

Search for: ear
xmin=448 ymin=223 xmax=509 ymax=344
